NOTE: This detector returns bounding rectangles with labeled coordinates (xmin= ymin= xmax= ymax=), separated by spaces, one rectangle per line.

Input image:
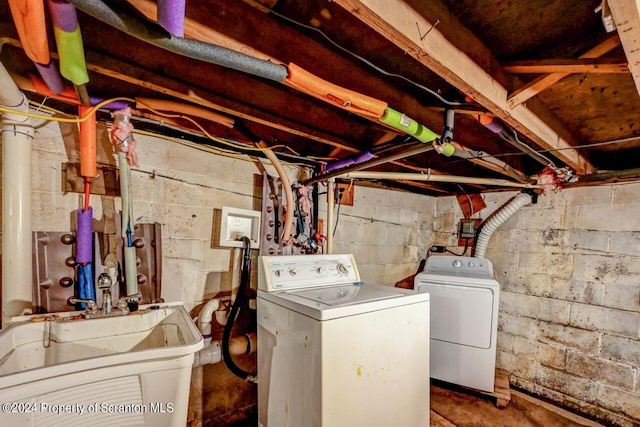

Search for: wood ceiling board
xmin=334 ymin=0 xmax=595 ymax=175
xmin=608 ymin=0 xmax=640 ymax=96
xmin=434 ymin=0 xmax=603 ymax=58
xmin=308 ymin=3 xmax=469 ymax=102
xmin=507 ymin=34 xmax=623 ymax=107
xmin=537 ymin=72 xmax=640 ymax=150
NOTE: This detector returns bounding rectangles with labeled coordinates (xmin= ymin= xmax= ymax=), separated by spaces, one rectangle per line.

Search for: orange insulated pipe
xmin=8 ymin=0 xmax=50 ymax=64
xmin=285 ymin=63 xmax=387 ymax=118
xmin=78 ymin=104 xmax=97 ymax=179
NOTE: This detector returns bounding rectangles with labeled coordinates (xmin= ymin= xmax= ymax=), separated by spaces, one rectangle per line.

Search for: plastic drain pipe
xmin=474 ymin=192 xmax=532 ymax=259
xmin=0 ymin=61 xmax=34 ymax=327
xmin=340 ymin=171 xmax=540 ymax=189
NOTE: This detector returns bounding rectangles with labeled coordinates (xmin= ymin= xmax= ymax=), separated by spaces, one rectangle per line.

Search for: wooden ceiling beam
xmin=507 ymin=35 xmax=621 ymax=108
xmin=608 ymin=0 xmax=640 ymax=97
xmin=333 ymin=0 xmax=595 ymax=175
xmin=503 ymin=58 xmax=629 ymax=74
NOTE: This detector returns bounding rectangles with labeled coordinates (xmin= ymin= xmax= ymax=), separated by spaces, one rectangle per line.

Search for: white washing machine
xmin=413 ymin=255 xmax=500 ymax=392
xmin=257 ymin=254 xmax=430 ymax=427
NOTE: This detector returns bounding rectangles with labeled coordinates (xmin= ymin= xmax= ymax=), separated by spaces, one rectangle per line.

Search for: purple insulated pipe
xmin=352 ymin=151 xmax=374 ymax=164
xmin=34 ymin=62 xmax=64 ymax=94
xmin=76 ymin=207 xmax=93 ymax=263
xmin=88 ymin=97 xmax=132 ymax=110
xmin=158 ymin=0 xmax=186 ymax=37
xmin=325 ymin=157 xmax=355 ymax=172
xmin=325 ymin=151 xmax=374 ymax=172
xmin=47 ymin=0 xmax=78 ymax=32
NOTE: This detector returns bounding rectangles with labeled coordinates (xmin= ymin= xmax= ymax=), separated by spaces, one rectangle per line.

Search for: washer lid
xmin=290 ymin=282 xmax=397 ymax=306
xmin=258 ymin=282 xmax=429 ymax=321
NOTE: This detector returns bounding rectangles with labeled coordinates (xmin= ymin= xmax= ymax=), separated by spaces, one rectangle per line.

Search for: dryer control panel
xmin=258 ymin=254 xmax=360 ymax=291
xmin=424 ymin=255 xmax=494 ymax=279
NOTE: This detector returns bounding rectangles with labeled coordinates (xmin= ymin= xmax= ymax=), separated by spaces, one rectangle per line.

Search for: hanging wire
xmin=267 ymin=9 xmax=473 ymax=107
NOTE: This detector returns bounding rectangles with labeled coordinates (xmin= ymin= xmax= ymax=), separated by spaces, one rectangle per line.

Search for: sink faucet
xmin=68 ymin=297 xmax=98 ymax=315
xmin=118 ymin=292 xmax=142 ymax=313
xmin=97 ymin=273 xmax=113 ymax=314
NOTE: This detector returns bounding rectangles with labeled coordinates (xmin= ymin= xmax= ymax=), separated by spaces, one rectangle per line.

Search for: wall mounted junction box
xmin=215 ymin=206 xmax=261 ymax=249
xmin=459 ymin=219 xmax=478 ymax=239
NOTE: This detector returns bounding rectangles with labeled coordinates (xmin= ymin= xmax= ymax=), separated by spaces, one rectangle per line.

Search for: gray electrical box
xmin=459 ymin=219 xmax=477 ymax=239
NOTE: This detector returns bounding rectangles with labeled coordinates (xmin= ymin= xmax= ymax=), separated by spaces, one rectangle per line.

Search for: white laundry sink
xmin=0 ymin=302 xmax=203 ymax=426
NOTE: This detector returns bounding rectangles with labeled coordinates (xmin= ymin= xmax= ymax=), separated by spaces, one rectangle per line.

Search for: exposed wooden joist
xmin=333 ymin=0 xmax=595 ymax=175
xmin=503 ymin=58 xmax=629 ymax=74
xmin=608 ymin=0 xmax=640 ymax=96
xmin=507 ymin=35 xmax=621 ymax=108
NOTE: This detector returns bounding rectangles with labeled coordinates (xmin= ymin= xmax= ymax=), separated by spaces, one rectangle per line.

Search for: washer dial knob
xmin=337 ymin=263 xmax=349 ymax=275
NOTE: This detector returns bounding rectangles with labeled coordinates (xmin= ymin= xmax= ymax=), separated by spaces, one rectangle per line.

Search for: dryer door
xmin=417 ymin=282 xmax=495 ymax=349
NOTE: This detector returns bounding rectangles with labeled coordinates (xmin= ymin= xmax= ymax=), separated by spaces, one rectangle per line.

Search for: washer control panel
xmin=424 ymin=255 xmax=494 ymax=279
xmin=258 ymin=254 xmax=360 ymax=291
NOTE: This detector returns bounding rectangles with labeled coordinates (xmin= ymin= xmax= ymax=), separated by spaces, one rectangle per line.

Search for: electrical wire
xmin=445 ymin=135 xmax=640 ymax=166
xmin=456 ymin=184 xmax=473 ymax=218
xmin=0 ymin=96 xmax=135 ymax=122
xmin=267 ymin=9 xmax=474 ymax=108
xmin=333 ymin=193 xmax=342 ymax=237
xmin=0 ymin=96 xmax=307 ymax=157
xmin=445 ymin=238 xmax=469 ymax=256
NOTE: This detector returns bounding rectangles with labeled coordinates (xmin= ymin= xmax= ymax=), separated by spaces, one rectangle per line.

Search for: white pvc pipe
xmin=474 ymin=192 xmax=532 ymax=259
xmin=0 ymin=61 xmax=34 ymax=327
xmin=340 ymin=171 xmax=541 ymax=188
xmin=192 ymin=333 xmax=257 ymax=367
xmin=197 ymin=298 xmax=220 ymax=346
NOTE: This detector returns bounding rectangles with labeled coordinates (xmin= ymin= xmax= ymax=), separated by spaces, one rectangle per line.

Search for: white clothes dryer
xmin=257 ymin=254 xmax=430 ymax=427
xmin=414 ymin=255 xmax=500 ymax=392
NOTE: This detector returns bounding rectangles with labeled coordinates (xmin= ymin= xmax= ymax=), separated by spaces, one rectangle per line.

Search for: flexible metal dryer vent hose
xmin=474 ymin=192 xmax=532 ymax=259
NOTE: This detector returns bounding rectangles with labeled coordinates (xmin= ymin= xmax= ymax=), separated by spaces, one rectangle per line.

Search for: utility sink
xmin=0 ymin=302 xmax=203 ymax=426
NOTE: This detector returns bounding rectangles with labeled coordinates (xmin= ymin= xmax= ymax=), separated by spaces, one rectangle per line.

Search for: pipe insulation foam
xmin=66 ymin=0 xmax=288 ymax=83
xmin=157 ymin=0 xmax=186 ymax=37
xmin=379 ymin=107 xmax=438 ymax=143
xmin=76 ymin=207 xmax=93 ymax=263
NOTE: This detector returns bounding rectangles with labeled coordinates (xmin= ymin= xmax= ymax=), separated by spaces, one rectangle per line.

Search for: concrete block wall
xmin=318 ymin=184 xmax=436 ymax=285
xmin=435 ymin=186 xmax=640 ymax=427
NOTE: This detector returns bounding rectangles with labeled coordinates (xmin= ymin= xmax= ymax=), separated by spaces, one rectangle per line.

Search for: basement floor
xmin=430 ymin=382 xmax=604 ymax=427
xmin=231 ymin=382 xmax=605 ymax=427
